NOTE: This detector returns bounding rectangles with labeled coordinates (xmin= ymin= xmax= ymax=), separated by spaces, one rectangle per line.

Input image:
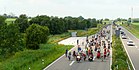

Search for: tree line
xmin=0 ymin=14 xmax=100 ymax=59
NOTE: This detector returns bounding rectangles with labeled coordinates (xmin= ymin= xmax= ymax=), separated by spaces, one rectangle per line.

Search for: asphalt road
xmin=120 ymin=26 xmax=139 ymax=70
xmin=44 ymin=25 xmax=112 ymax=70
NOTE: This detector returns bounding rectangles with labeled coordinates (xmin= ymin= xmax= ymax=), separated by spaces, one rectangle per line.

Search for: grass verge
xmin=0 ymin=44 xmax=73 ymax=70
xmin=118 ymin=22 xmax=139 ymax=39
xmin=47 ymin=32 xmax=71 ymax=44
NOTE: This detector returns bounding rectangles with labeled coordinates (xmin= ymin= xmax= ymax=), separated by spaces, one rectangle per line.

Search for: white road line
xmin=135 ymin=46 xmax=137 ymax=48
xmin=120 ymin=36 xmax=136 ymax=70
xmin=69 ymin=61 xmax=75 ymax=66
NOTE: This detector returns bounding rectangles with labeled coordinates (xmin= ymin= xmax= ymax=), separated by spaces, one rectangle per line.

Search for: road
xmin=44 ymin=25 xmax=112 ymax=70
xmin=120 ymin=26 xmax=139 ymax=70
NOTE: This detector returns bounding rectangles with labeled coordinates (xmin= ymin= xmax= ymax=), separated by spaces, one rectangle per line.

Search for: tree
xmin=96 ymin=20 xmax=100 ymax=23
xmin=0 ymin=16 xmax=6 ymax=26
xmin=0 ymin=22 xmax=23 ymax=57
xmin=117 ymin=18 xmax=121 ymax=21
xmin=25 ymin=24 xmax=49 ymax=49
xmin=15 ymin=14 xmax=29 ymax=33
xmin=127 ymin=18 xmax=131 ymax=26
xmin=104 ymin=18 xmax=109 ymax=21
xmin=91 ymin=18 xmax=97 ymax=27
xmin=100 ymin=19 xmax=103 ymax=24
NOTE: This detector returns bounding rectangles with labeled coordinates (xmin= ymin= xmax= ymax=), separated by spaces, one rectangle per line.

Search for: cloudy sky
xmin=0 ymin=0 xmax=139 ymax=19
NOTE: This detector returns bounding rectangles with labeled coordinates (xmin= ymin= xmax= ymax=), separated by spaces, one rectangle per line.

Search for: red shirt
xmin=104 ymin=51 xmax=107 ymax=55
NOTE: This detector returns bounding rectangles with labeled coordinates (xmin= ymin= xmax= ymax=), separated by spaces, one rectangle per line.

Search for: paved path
xmin=44 ymin=25 xmax=112 ymax=70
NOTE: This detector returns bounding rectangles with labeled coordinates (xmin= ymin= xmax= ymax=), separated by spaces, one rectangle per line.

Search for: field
xmin=5 ymin=18 xmax=16 ymax=24
xmin=5 ymin=18 xmax=31 ymax=25
xmin=103 ymin=20 xmax=110 ymax=24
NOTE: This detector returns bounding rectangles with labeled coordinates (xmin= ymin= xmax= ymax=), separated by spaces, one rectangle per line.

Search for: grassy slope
xmin=47 ymin=32 xmax=71 ymax=44
xmin=120 ymin=22 xmax=139 ymax=38
xmin=0 ymin=44 xmax=73 ymax=70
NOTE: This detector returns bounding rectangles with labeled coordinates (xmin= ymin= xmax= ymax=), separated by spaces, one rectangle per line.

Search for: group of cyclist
xmin=65 ymin=27 xmax=111 ymax=62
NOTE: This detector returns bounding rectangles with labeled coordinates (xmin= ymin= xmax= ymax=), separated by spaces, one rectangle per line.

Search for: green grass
xmin=5 ymin=18 xmax=16 ymax=24
xmin=120 ymin=22 xmax=139 ymax=38
xmin=132 ymin=22 xmax=139 ymax=25
xmin=47 ymin=32 xmax=71 ymax=44
xmin=5 ymin=18 xmax=31 ymax=25
xmin=0 ymin=44 xmax=73 ymax=70
xmin=112 ymin=35 xmax=133 ymax=70
xmin=103 ymin=20 xmax=110 ymax=24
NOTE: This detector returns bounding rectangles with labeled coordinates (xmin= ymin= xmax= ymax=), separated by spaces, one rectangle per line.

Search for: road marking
xmin=127 ymin=46 xmax=134 ymax=47
xmin=69 ymin=61 xmax=75 ymax=66
xmin=120 ymin=36 xmax=136 ymax=70
xmin=135 ymin=46 xmax=137 ymax=48
xmin=128 ymin=37 xmax=131 ymax=40
xmin=88 ymin=69 xmax=90 ymax=70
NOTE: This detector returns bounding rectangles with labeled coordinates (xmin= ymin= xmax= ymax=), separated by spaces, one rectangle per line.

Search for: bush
xmin=25 ymin=24 xmax=49 ymax=49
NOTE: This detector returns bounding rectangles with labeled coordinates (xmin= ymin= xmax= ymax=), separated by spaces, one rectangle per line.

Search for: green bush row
xmin=76 ymin=24 xmax=104 ymax=37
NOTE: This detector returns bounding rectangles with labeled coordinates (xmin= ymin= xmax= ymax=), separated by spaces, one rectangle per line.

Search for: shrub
xmin=25 ymin=24 xmax=49 ymax=49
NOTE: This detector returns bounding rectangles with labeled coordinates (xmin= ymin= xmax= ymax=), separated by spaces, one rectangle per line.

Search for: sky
xmin=0 ymin=0 xmax=139 ymax=19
